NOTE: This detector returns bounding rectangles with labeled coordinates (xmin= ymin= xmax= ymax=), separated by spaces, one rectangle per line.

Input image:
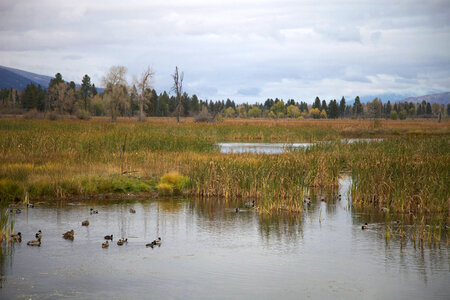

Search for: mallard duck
xmin=154 ymin=237 xmax=162 ymax=245
xmin=90 ymin=208 xmax=98 ymax=214
xmin=27 ymin=203 xmax=34 ymax=208
xmin=27 ymin=238 xmax=41 ymax=246
xmin=244 ymin=200 xmax=255 ymax=208
xmin=146 ymin=242 xmax=154 ymax=248
xmin=235 ymin=208 xmax=240 ymax=213
xmin=117 ymin=238 xmax=128 ymax=246
xmin=102 ymin=241 xmax=109 ymax=248
xmin=15 ymin=208 xmax=21 ymax=214
xmin=129 ymin=208 xmax=136 ymax=214
xmin=11 ymin=232 xmax=22 ymax=242
xmin=104 ymin=234 xmax=113 ymax=240
xmin=81 ymin=220 xmax=89 ymax=226
xmin=63 ymin=230 xmax=74 ymax=240
xmin=35 ymin=230 xmax=42 ymax=239
xmin=361 ymin=223 xmax=368 ymax=230
xmin=391 ymin=220 xmax=400 ymax=224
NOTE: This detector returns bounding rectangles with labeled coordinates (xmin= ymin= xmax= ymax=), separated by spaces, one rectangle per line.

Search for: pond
xmin=0 ymin=177 xmax=448 ymax=299
xmin=217 ymin=139 xmax=384 ymax=154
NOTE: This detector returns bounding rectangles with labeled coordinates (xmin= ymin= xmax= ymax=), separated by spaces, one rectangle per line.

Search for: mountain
xmin=0 ymin=65 xmax=53 ymax=90
xmin=402 ymin=92 xmax=450 ymax=105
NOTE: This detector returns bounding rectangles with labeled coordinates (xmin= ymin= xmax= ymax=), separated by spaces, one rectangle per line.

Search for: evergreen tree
xmin=385 ymin=101 xmax=392 ymax=118
xmin=353 ymin=96 xmax=363 ymax=116
xmin=426 ymin=102 xmax=432 ymax=115
xmin=80 ymin=74 xmax=92 ymax=110
xmin=339 ymin=96 xmax=346 ymax=117
xmin=321 ymin=100 xmax=327 ymax=113
xmin=313 ymin=97 xmax=321 ymax=109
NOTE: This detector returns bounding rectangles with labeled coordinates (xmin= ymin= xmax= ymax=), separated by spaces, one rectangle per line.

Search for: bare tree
xmin=172 ymin=66 xmax=183 ymax=123
xmin=134 ymin=66 xmax=154 ymax=122
xmin=102 ymin=66 xmax=128 ymax=121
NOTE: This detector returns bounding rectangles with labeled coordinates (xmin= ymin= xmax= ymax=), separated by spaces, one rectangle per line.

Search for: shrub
xmin=24 ymin=109 xmax=42 ymax=120
xmin=157 ymin=172 xmax=190 ymax=195
xmin=46 ymin=111 xmax=59 ymax=120
xmin=76 ymin=109 xmax=91 ymax=120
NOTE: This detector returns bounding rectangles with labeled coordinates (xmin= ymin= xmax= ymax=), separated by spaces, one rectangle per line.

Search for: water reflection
xmin=0 ymin=179 xmax=448 ymax=299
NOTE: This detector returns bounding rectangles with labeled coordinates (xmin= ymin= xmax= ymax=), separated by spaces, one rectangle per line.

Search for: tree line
xmin=0 ymin=66 xmax=448 ymax=120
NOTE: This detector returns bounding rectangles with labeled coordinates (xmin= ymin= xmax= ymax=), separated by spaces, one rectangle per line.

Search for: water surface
xmin=1 ymin=177 xmax=448 ymax=299
xmin=217 ymin=138 xmax=383 ymax=153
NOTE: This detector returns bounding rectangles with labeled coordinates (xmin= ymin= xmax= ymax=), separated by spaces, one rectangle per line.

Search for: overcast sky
xmin=1 ymin=0 xmax=449 ymax=103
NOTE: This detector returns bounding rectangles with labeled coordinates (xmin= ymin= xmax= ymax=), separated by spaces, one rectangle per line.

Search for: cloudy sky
xmin=1 ymin=0 xmax=449 ymax=103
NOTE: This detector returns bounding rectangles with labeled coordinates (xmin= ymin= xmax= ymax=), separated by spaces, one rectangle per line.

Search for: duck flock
xmin=9 ymin=206 xmax=162 ymax=248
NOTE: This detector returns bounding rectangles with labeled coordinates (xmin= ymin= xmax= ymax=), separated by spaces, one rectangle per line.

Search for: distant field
xmin=0 ymin=118 xmax=448 ymax=220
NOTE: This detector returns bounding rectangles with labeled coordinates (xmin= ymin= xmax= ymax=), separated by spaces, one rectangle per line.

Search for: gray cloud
xmin=0 ymin=0 xmax=449 ymax=102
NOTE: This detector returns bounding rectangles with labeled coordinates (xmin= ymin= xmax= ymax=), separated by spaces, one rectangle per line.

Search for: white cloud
xmin=0 ymin=0 xmax=449 ymax=102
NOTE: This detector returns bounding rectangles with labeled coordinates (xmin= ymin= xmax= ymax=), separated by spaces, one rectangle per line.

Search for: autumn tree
xmin=172 ymin=66 xmax=184 ymax=123
xmin=134 ymin=66 xmax=154 ymax=122
xmin=102 ymin=65 xmax=129 ymax=121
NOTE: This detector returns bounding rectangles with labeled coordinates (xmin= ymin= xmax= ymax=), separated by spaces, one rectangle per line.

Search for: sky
xmin=1 ymin=0 xmax=449 ymax=103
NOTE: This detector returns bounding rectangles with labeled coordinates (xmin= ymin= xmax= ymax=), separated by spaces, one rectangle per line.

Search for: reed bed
xmin=0 ymin=118 xmax=448 ymax=220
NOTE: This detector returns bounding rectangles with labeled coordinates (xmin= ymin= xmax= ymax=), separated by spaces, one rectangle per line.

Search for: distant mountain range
xmin=0 ymin=65 xmax=53 ymax=90
xmin=402 ymin=92 xmax=450 ymax=105
xmin=0 ymin=65 xmax=449 ymax=105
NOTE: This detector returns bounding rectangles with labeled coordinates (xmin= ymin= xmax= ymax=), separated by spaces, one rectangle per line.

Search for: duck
xmin=244 ymin=200 xmax=255 ymax=208
xmin=117 ymin=238 xmax=128 ymax=246
xmin=391 ymin=220 xmax=400 ymax=225
xmin=15 ymin=208 xmax=21 ymax=214
xmin=361 ymin=223 xmax=368 ymax=230
xmin=27 ymin=203 xmax=34 ymax=208
xmin=11 ymin=232 xmax=22 ymax=242
xmin=102 ymin=241 xmax=109 ymax=248
xmin=35 ymin=230 xmax=42 ymax=239
xmin=27 ymin=238 xmax=41 ymax=246
xmin=129 ymin=208 xmax=136 ymax=214
xmin=90 ymin=208 xmax=98 ymax=214
xmin=146 ymin=242 xmax=154 ymax=248
xmin=154 ymin=237 xmax=162 ymax=245
xmin=81 ymin=220 xmax=89 ymax=226
xmin=235 ymin=208 xmax=240 ymax=213
xmin=63 ymin=230 xmax=74 ymax=240
xmin=104 ymin=234 xmax=113 ymax=240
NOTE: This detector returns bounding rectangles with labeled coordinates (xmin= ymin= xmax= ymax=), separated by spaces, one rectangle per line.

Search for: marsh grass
xmin=0 ymin=118 xmax=448 ymax=224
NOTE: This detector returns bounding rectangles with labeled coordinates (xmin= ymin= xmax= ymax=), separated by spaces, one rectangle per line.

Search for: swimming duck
xmin=102 ymin=241 xmax=109 ymax=248
xmin=235 ymin=208 xmax=240 ymax=213
xmin=146 ymin=242 xmax=154 ymax=248
xmin=392 ymin=220 xmax=400 ymax=224
xmin=361 ymin=223 xmax=368 ymax=230
xmin=11 ymin=232 xmax=22 ymax=242
xmin=104 ymin=234 xmax=113 ymax=240
xmin=90 ymin=208 xmax=98 ymax=214
xmin=27 ymin=238 xmax=41 ymax=246
xmin=117 ymin=238 xmax=128 ymax=246
xmin=35 ymin=230 xmax=42 ymax=239
xmin=63 ymin=230 xmax=74 ymax=240
xmin=129 ymin=208 xmax=136 ymax=214
xmin=244 ymin=200 xmax=255 ymax=208
xmin=15 ymin=208 xmax=21 ymax=214
xmin=154 ymin=237 xmax=162 ymax=245
xmin=27 ymin=203 xmax=34 ymax=208
xmin=81 ymin=220 xmax=89 ymax=226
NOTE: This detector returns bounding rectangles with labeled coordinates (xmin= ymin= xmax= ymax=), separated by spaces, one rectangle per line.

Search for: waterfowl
xmin=102 ymin=241 xmax=109 ymax=248
xmin=104 ymin=234 xmax=113 ymax=240
xmin=27 ymin=203 xmax=34 ymax=208
xmin=11 ymin=232 xmax=22 ymax=242
xmin=15 ymin=208 xmax=21 ymax=214
xmin=361 ymin=223 xmax=368 ymax=230
xmin=392 ymin=220 xmax=400 ymax=224
xmin=381 ymin=207 xmax=389 ymax=213
xmin=154 ymin=237 xmax=162 ymax=245
xmin=235 ymin=208 xmax=240 ymax=213
xmin=321 ymin=198 xmax=326 ymax=202
xmin=63 ymin=230 xmax=74 ymax=240
xmin=90 ymin=208 xmax=98 ymax=214
xmin=81 ymin=220 xmax=89 ymax=226
xmin=117 ymin=238 xmax=128 ymax=246
xmin=146 ymin=242 xmax=154 ymax=248
xmin=244 ymin=200 xmax=255 ymax=208
xmin=35 ymin=230 xmax=42 ymax=239
xmin=129 ymin=208 xmax=136 ymax=214
xmin=27 ymin=238 xmax=41 ymax=246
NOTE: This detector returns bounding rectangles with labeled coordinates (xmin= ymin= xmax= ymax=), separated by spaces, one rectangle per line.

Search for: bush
xmin=76 ymin=109 xmax=91 ymax=120
xmin=24 ymin=109 xmax=42 ymax=120
xmin=157 ymin=172 xmax=190 ymax=195
xmin=195 ymin=107 xmax=211 ymax=123
xmin=46 ymin=111 xmax=59 ymax=121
